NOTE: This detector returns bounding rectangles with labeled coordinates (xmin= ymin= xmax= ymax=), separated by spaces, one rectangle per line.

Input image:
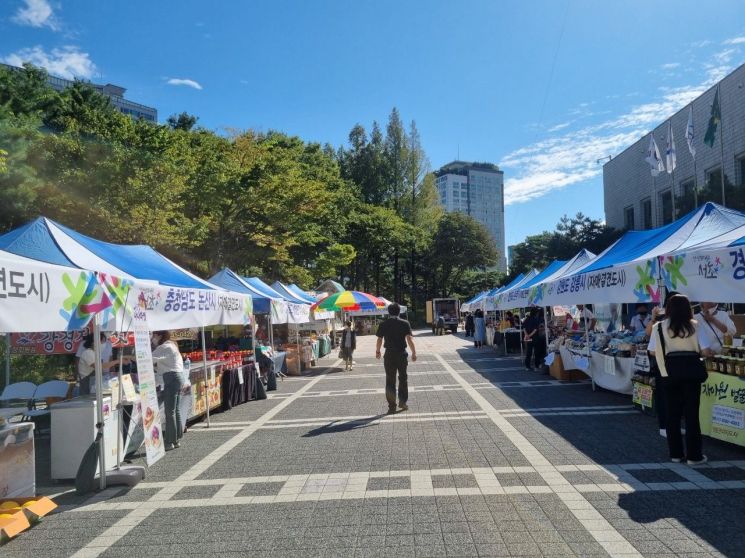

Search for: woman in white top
xmin=77 ymin=334 xmax=128 ymax=395
xmin=151 ymin=330 xmax=186 ymax=451
xmin=648 ymin=294 xmax=711 ymax=465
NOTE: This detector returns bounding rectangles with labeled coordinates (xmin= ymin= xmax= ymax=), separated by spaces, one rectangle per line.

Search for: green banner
xmin=699 ymin=372 xmax=745 ymax=447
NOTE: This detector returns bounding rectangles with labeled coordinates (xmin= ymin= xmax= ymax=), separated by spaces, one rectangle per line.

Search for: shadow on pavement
xmin=301 ymin=414 xmax=386 ymax=437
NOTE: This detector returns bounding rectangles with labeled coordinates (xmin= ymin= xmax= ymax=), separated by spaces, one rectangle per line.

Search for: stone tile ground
xmin=4 ymin=331 xmax=745 ymax=557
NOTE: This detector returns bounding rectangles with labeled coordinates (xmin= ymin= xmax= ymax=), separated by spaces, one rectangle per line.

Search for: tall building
xmin=1 ymin=63 xmax=157 ymax=123
xmin=603 ymin=62 xmax=745 ymax=231
xmin=435 ymin=161 xmax=507 ymax=272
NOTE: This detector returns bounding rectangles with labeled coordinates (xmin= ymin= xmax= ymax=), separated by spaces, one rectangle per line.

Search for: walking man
xmin=376 ymin=303 xmax=417 ymax=414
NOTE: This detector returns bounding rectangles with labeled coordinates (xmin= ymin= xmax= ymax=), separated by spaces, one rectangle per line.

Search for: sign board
xmin=10 ymin=329 xmax=133 ymax=355
xmin=699 ymin=372 xmax=745 ymax=447
xmin=132 ymin=307 xmax=165 ymax=465
xmin=633 ymin=353 xmax=651 ymax=372
xmin=632 ymin=382 xmax=654 ymax=409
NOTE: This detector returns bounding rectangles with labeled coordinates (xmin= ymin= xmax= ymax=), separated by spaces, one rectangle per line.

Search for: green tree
xmin=167 ymin=112 xmax=199 ymax=131
xmin=428 ymin=212 xmax=498 ymax=297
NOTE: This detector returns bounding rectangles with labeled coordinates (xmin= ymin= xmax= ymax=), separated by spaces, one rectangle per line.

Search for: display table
xmin=559 ymin=347 xmax=634 ymax=394
xmin=700 ymin=372 xmax=745 ymax=447
xmin=0 ymin=422 xmax=34 ymax=497
xmin=221 ymin=364 xmax=257 ymax=411
xmin=187 ymin=361 xmax=225 ymax=419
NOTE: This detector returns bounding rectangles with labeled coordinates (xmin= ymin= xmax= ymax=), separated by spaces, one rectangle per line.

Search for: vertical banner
xmin=132 ymin=306 xmax=165 ymax=465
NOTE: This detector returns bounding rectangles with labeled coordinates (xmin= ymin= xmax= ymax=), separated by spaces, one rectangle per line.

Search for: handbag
xmin=656 ymin=323 xmax=707 ymax=383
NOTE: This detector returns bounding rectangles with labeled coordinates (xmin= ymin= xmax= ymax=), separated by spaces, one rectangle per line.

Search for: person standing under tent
xmin=648 ymin=294 xmax=711 ymax=465
xmin=522 ymin=308 xmax=539 ymax=370
xmin=533 ymin=317 xmax=547 ymax=371
xmin=575 ymin=304 xmax=596 ymax=331
xmin=628 ymin=304 xmax=652 ymax=333
xmin=465 ymin=312 xmax=475 ymax=337
xmin=76 ymin=334 xmax=128 ymax=395
xmin=435 ymin=315 xmax=446 ymax=336
xmin=646 ymin=292 xmax=678 ymax=438
xmin=473 ymin=309 xmax=486 ymax=348
xmin=340 ymin=320 xmax=356 ymax=371
xmin=376 ymin=303 xmax=417 ymax=414
xmin=151 ymin=330 xmax=187 ymax=451
xmin=695 ymin=302 xmax=736 ymax=355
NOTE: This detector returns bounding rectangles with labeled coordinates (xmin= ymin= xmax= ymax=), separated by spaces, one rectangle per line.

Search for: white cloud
xmin=660 ymin=62 xmax=680 ymax=70
xmin=499 ymin=45 xmax=742 ymax=206
xmin=12 ymin=0 xmax=58 ymax=30
xmin=723 ymin=37 xmax=745 ymax=45
xmin=546 ymin=121 xmax=572 ymax=133
xmin=2 ymin=45 xmax=96 ymax=79
xmin=166 ymin=78 xmax=203 ymax=90
xmin=691 ymin=40 xmax=711 ymax=48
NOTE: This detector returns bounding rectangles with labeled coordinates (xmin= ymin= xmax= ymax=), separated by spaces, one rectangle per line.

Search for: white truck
xmin=426 ymin=298 xmax=460 ymax=333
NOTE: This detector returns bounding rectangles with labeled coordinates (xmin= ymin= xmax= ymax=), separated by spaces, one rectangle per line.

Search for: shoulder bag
xmin=656 ymin=323 xmax=707 ymax=383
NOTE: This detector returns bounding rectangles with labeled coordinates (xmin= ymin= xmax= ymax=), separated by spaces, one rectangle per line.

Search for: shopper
xmin=77 ymin=334 xmax=127 ymax=395
xmin=473 ymin=309 xmax=486 ymax=348
xmin=435 ymin=315 xmax=446 ymax=336
xmin=645 ymin=292 xmax=679 ymax=438
xmin=629 ymin=304 xmax=652 ymax=333
xmin=151 ymin=330 xmax=187 ymax=451
xmin=574 ymin=304 xmax=596 ymax=331
xmin=522 ymin=308 xmax=539 ymax=370
xmin=465 ymin=312 xmax=474 ymax=337
xmin=648 ymin=294 xmax=710 ymax=465
xmin=376 ymin=303 xmax=417 ymax=414
xmin=340 ymin=320 xmax=356 ymax=371
xmin=534 ymin=321 xmax=547 ymax=370
xmin=695 ymin=302 xmax=736 ymax=355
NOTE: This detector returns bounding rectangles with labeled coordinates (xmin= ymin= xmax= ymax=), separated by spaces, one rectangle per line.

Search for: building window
xmin=642 ymin=198 xmax=653 ymax=229
xmin=659 ymin=189 xmax=673 ymax=225
xmin=705 ymin=166 xmax=723 ymax=203
xmin=624 ymin=206 xmax=634 ymax=230
xmin=737 ymin=153 xmax=745 ymax=186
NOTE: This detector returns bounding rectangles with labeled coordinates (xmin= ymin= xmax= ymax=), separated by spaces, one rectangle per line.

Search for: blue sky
xmin=2 ymin=0 xmax=745 ymax=251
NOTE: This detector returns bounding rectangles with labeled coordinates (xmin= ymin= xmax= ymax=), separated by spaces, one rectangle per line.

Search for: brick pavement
xmin=4 ymin=330 xmax=745 ymax=557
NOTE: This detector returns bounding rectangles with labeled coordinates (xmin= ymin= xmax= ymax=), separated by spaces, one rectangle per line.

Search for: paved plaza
xmin=6 ymin=331 xmax=745 ymax=557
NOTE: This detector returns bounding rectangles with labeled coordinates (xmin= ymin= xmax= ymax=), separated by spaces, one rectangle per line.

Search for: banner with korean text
xmin=700 ymin=372 xmax=745 ymax=448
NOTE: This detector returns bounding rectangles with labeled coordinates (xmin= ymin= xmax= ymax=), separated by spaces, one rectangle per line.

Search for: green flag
xmin=703 ymin=87 xmax=721 ymax=147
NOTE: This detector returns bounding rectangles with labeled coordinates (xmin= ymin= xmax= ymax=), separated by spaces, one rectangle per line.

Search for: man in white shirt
xmin=75 ymin=332 xmax=113 ymax=362
xmin=628 ymin=304 xmax=652 ymax=333
xmin=574 ymin=304 xmax=596 ymax=331
xmin=695 ymin=302 xmax=736 ymax=355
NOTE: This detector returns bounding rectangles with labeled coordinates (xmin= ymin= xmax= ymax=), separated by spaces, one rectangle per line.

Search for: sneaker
xmin=173 ymin=441 xmax=181 ymax=449
xmin=687 ymin=455 xmax=708 ymax=466
xmin=386 ymin=407 xmax=397 ymax=415
xmin=165 ymin=444 xmax=176 ymax=452
xmin=398 ymin=403 xmax=408 ymax=411
xmin=659 ymin=429 xmax=667 ymax=438
xmin=671 ymin=457 xmax=683 ymax=463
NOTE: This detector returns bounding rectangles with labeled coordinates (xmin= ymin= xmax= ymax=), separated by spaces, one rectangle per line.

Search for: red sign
xmin=10 ymin=330 xmax=134 ymax=355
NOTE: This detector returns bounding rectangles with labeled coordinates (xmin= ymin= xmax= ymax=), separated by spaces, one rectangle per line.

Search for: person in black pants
xmin=648 ymin=294 xmax=710 ymax=465
xmin=522 ymin=309 xmax=539 ymax=371
xmin=465 ymin=313 xmax=474 ymax=337
xmin=533 ymin=321 xmax=547 ymax=371
xmin=376 ymin=303 xmax=417 ymax=414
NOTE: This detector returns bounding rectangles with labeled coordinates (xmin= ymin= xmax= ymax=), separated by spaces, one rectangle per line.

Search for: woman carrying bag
xmin=648 ymin=294 xmax=711 ymax=465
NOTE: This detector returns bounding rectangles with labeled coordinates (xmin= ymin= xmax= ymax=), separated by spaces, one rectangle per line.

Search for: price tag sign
xmin=733 ymin=338 xmax=744 ymax=348
xmin=604 ymin=355 xmax=616 ymax=376
xmin=544 ymin=353 xmax=555 ymax=366
xmin=634 ymin=353 xmax=651 ymax=372
xmin=237 ymin=367 xmax=244 ymax=385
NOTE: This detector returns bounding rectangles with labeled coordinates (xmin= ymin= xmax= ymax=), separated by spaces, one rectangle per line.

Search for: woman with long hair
xmin=648 ymin=294 xmax=711 ymax=465
xmin=473 ymin=309 xmax=486 ymax=348
xmin=340 ymin=320 xmax=356 ymax=371
xmin=151 ymin=330 xmax=186 ymax=451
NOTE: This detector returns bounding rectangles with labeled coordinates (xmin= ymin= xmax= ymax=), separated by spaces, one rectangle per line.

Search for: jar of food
xmin=726 ymin=357 xmax=736 ymax=375
xmin=706 ymin=357 xmax=717 ymax=372
xmin=735 ymin=359 xmax=745 ymax=377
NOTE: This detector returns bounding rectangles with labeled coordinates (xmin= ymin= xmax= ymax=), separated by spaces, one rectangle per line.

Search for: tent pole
xmin=583 ymin=309 xmax=594 ymax=392
xmin=116 ymin=347 xmax=124 ymax=470
xmin=93 ymin=314 xmax=107 ymax=490
xmin=5 ymin=334 xmax=10 ymax=388
xmin=543 ymin=307 xmax=550 ymax=362
xmin=201 ymin=327 xmax=210 ymax=428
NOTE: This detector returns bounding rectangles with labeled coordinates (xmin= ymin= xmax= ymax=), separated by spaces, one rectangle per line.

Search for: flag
xmin=703 ymin=86 xmax=721 ymax=148
xmin=645 ymin=134 xmax=664 ymax=177
xmin=685 ymin=105 xmax=696 ymax=158
xmin=665 ymin=120 xmax=676 ymax=173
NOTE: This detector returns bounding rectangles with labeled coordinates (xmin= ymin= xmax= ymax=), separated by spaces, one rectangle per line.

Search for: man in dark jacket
xmin=376 ymin=303 xmax=417 ymax=414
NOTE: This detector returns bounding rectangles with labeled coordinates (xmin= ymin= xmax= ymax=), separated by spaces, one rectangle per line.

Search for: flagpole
xmin=693 ymin=158 xmax=699 ymax=208
xmin=668 ymin=120 xmax=677 ymax=220
xmin=717 ymin=84 xmax=726 ymax=206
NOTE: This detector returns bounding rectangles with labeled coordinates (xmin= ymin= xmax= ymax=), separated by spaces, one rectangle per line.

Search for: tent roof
xmin=271 ymin=281 xmax=312 ymax=305
xmin=0 ymin=217 xmax=215 ymax=289
xmin=573 ymin=203 xmax=745 ymax=275
xmin=287 ymin=284 xmax=317 ymax=304
xmin=316 ymin=279 xmax=345 ymax=293
xmin=244 ymin=277 xmax=286 ymax=300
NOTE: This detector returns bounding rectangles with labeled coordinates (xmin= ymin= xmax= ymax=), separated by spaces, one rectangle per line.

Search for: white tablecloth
xmin=559 ymin=346 xmax=634 ymax=395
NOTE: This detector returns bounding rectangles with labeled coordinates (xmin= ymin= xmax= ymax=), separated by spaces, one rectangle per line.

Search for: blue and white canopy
xmin=484 ymin=269 xmax=538 ymax=311
xmin=540 ymin=203 xmax=745 ymax=305
xmin=287 ymin=284 xmax=318 ymax=305
xmin=245 ymin=277 xmax=310 ymax=323
xmin=209 ymin=268 xmax=279 ymax=315
xmin=0 ymin=217 xmax=215 ymax=289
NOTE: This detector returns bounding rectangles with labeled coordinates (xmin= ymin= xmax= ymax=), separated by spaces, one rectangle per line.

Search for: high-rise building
xmin=603 ymin=63 xmax=745 ymax=231
xmin=435 ymin=161 xmax=506 ymax=271
xmin=1 ymin=63 xmax=158 ymax=123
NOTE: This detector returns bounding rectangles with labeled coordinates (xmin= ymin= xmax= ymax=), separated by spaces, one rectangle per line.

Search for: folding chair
xmin=0 ymin=381 xmax=37 ymax=422
xmin=23 ymin=380 xmax=71 ymax=433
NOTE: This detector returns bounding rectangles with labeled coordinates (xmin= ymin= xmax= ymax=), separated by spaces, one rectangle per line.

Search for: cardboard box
xmin=0 ymin=507 xmax=30 ymax=542
xmin=549 ymin=355 xmax=584 ymax=381
xmin=1 ymin=497 xmax=57 ymax=521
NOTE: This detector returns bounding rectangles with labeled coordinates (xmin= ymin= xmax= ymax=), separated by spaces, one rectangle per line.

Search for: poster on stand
xmin=132 ymin=306 xmax=165 ymax=466
xmin=700 ymin=372 xmax=745 ymax=447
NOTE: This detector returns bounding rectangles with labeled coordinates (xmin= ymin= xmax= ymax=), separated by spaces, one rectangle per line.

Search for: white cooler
xmin=51 ymin=396 xmax=120 ymax=480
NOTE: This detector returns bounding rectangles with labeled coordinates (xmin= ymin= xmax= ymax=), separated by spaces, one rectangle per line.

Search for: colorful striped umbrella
xmin=311 ymin=290 xmax=387 ymax=312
